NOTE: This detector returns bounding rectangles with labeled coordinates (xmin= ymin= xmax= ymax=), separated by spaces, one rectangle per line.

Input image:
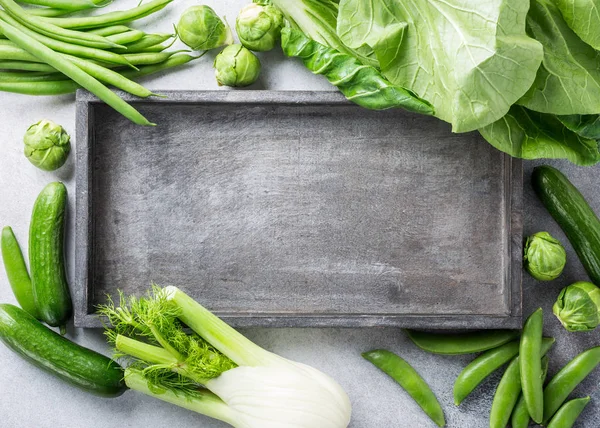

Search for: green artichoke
xmin=236 ymin=3 xmax=283 ymax=52
xmin=214 ymin=44 xmax=261 ymax=87
xmin=553 ymin=281 xmax=600 ymax=332
xmin=524 ymin=232 xmax=566 ymax=281
xmin=23 ymin=120 xmax=71 ymax=171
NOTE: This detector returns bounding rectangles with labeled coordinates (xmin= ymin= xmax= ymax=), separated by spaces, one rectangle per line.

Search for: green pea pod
xmin=511 ymin=355 xmax=550 ymax=428
xmin=363 ymin=349 xmax=445 ymax=427
xmin=1 ymin=226 xmax=39 ymax=318
xmin=454 ymin=340 xmax=520 ymax=405
xmin=280 ymin=27 xmax=433 ymax=115
xmin=406 ymin=329 xmax=520 ymax=355
xmin=543 ymin=346 xmax=600 ymax=423
xmin=520 ymin=308 xmax=544 ymax=424
xmin=547 ymin=397 xmax=591 ymax=428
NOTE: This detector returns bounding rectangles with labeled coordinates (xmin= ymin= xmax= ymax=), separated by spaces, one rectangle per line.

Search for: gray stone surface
xmin=74 ymin=91 xmax=521 ymax=329
xmin=0 ymin=0 xmax=599 ymax=427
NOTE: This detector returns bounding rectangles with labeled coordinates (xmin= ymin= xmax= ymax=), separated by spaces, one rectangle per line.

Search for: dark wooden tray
xmin=74 ymin=90 xmax=522 ymax=329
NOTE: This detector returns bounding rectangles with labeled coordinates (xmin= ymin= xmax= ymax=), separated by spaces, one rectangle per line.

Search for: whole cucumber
xmin=0 ymin=303 xmax=126 ymax=397
xmin=29 ymin=182 xmax=72 ymax=332
xmin=532 ymin=166 xmax=600 ymax=286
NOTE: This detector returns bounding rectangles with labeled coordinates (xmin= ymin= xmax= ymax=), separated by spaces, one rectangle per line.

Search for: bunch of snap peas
xmin=363 ymin=314 xmax=599 ymax=427
xmin=0 ymin=0 xmax=198 ymax=125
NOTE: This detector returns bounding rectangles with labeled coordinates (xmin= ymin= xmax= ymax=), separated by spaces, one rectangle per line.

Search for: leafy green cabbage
xmin=336 ymin=0 xmax=543 ymax=133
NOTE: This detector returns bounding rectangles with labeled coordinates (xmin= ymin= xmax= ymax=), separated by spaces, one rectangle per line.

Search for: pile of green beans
xmin=398 ymin=316 xmax=600 ymax=428
xmin=0 ymin=0 xmax=195 ymax=125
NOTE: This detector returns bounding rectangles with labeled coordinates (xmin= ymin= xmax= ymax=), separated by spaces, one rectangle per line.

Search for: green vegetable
xmin=453 ymin=340 xmax=520 ymax=405
xmin=363 ymin=349 xmax=445 ymax=427
xmin=236 ymin=3 xmax=283 ymax=52
xmin=214 ymin=44 xmax=260 ymax=87
xmin=524 ymin=232 xmax=567 ymax=281
xmin=0 ymin=20 xmax=154 ymax=126
xmin=478 ymin=106 xmax=600 ymax=166
xmin=1 ymin=226 xmax=39 ymax=318
xmin=405 ymin=329 xmax=520 ymax=355
xmin=0 ymin=60 xmax=56 ymax=71
xmin=110 ymin=33 xmax=174 ymax=54
xmin=334 ymin=0 xmax=543 ymax=132
xmin=511 ymin=355 xmax=550 ymax=428
xmin=543 ymin=346 xmax=600 ymax=423
xmin=553 ymin=281 xmax=600 ymax=332
xmin=0 ymin=303 xmax=126 ymax=396
xmin=519 ymin=0 xmax=600 ymax=115
xmin=23 ymin=119 xmax=70 ymax=171
xmin=39 ymin=0 xmax=173 ymax=29
xmin=559 ymin=114 xmax=600 ymax=140
xmin=547 ymin=396 xmax=591 ymax=428
xmin=176 ymin=5 xmax=232 ymax=51
xmin=86 ymin=25 xmax=131 ymax=37
xmin=520 ymin=308 xmax=544 ymax=424
xmin=556 ymin=0 xmax=600 ymax=49
xmin=17 ymin=0 xmax=98 ymax=10
xmin=532 ymin=165 xmax=600 ymax=285
xmin=29 ymin=182 xmax=71 ymax=333
xmin=98 ymin=286 xmax=352 ymax=428
xmin=281 ymin=27 xmax=433 ymax=115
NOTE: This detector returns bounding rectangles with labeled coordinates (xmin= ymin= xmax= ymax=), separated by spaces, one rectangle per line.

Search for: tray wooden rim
xmin=74 ymin=90 xmax=523 ymax=329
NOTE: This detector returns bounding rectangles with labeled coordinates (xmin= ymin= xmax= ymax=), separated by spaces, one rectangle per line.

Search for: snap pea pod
xmin=406 ymin=329 xmax=520 ymax=355
xmin=0 ymin=0 xmax=123 ymax=49
xmin=0 ymin=20 xmax=153 ymax=125
xmin=40 ymin=0 xmax=173 ymax=29
xmin=547 ymin=397 xmax=591 ymax=428
xmin=64 ymin=54 xmax=155 ymax=98
xmin=543 ymin=346 xmax=600 ymax=423
xmin=0 ymin=60 xmax=55 ymax=71
xmin=86 ymin=25 xmax=131 ymax=37
xmin=1 ymin=227 xmax=39 ymax=318
xmin=520 ymin=308 xmax=544 ymax=424
xmin=490 ymin=338 xmax=554 ymax=428
xmin=363 ymin=349 xmax=445 ymax=427
xmin=454 ymin=340 xmax=520 ymax=405
xmin=511 ymin=356 xmax=550 ymax=428
xmin=0 ymin=10 xmax=134 ymax=67
xmin=111 ymin=33 xmax=174 ymax=54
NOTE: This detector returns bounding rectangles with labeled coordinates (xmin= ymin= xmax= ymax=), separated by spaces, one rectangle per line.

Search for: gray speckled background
xmin=0 ymin=0 xmax=599 ymax=427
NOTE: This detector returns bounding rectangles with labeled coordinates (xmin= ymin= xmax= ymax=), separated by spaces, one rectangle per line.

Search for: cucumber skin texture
xmin=29 ymin=182 xmax=72 ymax=327
xmin=532 ymin=166 xmax=600 ymax=286
xmin=1 ymin=226 xmax=40 ymax=318
xmin=0 ymin=303 xmax=126 ymax=397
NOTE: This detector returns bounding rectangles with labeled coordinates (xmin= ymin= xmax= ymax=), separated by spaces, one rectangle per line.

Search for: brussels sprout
xmin=524 ymin=231 xmax=566 ymax=281
xmin=177 ymin=5 xmax=233 ymax=51
xmin=23 ymin=120 xmax=71 ymax=171
xmin=236 ymin=3 xmax=283 ymax=52
xmin=214 ymin=44 xmax=261 ymax=87
xmin=553 ymin=281 xmax=600 ymax=332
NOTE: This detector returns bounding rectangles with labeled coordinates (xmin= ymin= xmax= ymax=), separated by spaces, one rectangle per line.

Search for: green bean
xmin=511 ymin=355 xmax=550 ymax=428
xmin=0 ymin=54 xmax=198 ymax=95
xmin=543 ymin=346 xmax=600 ymax=423
xmin=16 ymin=0 xmax=98 ymax=11
xmin=86 ymin=25 xmax=131 ymax=37
xmin=520 ymin=308 xmax=544 ymax=424
xmin=135 ymin=43 xmax=168 ymax=53
xmin=111 ymin=33 xmax=173 ymax=54
xmin=0 ymin=70 xmax=64 ymax=81
xmin=405 ymin=329 xmax=520 ymax=355
xmin=490 ymin=338 xmax=554 ymax=428
xmin=547 ymin=397 xmax=591 ymax=428
xmin=0 ymin=42 xmax=41 ymax=61
xmin=106 ymin=29 xmax=144 ymax=46
xmin=0 ymin=11 xmax=134 ymax=67
xmin=121 ymin=51 xmax=183 ymax=66
xmin=64 ymin=54 xmax=155 ymax=97
xmin=40 ymin=0 xmax=173 ymax=29
xmin=26 ymin=8 xmax=73 ymax=17
xmin=0 ymin=20 xmax=153 ymax=125
xmin=363 ymin=349 xmax=445 ymax=427
xmin=0 ymin=59 xmax=55 ymax=71
xmin=0 ymin=0 xmax=123 ymax=49
xmin=454 ymin=340 xmax=520 ymax=405
xmin=1 ymin=226 xmax=39 ymax=318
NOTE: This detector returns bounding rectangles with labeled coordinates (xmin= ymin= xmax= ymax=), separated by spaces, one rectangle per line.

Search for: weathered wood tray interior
xmin=75 ymin=91 xmax=522 ymax=328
